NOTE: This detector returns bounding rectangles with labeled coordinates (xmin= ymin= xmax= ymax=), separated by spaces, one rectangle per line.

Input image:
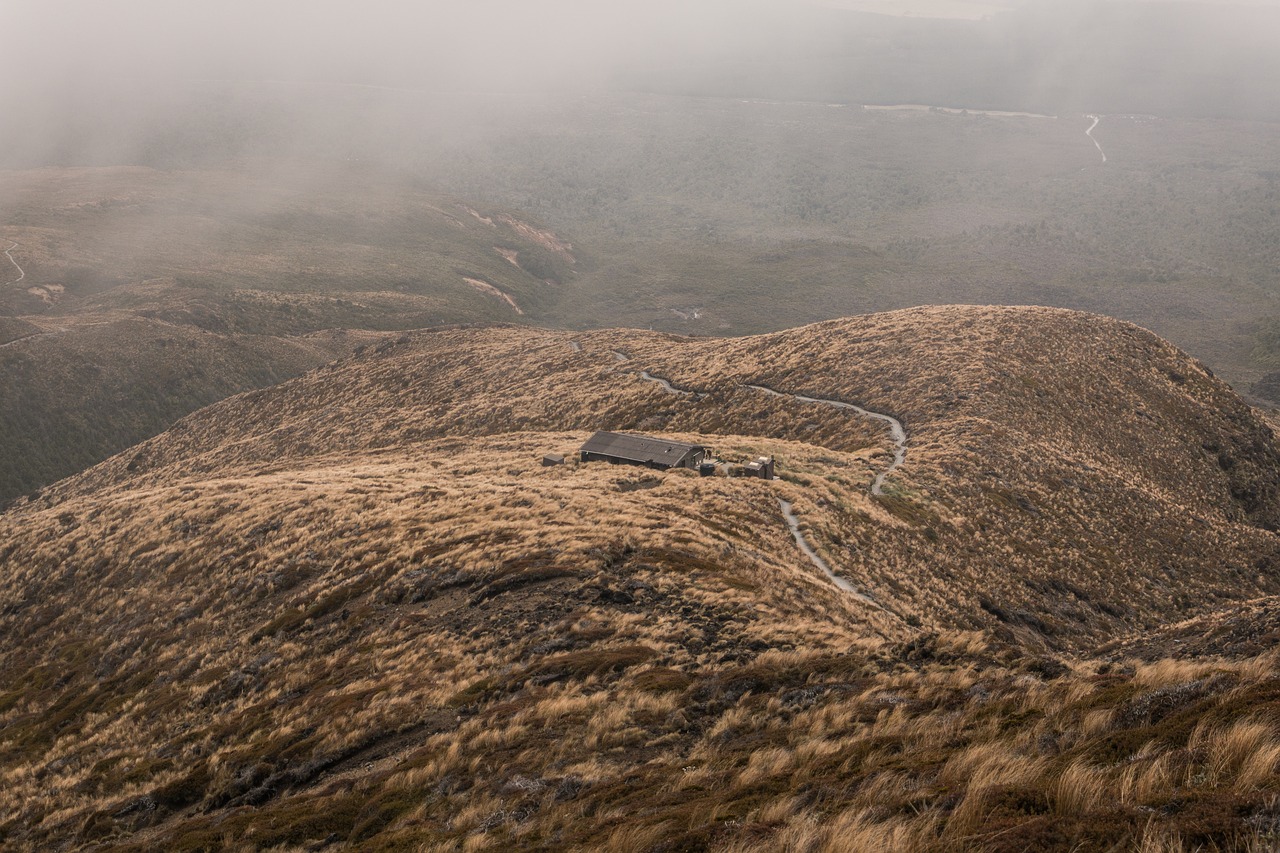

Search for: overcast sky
xmin=4 ymin=0 xmax=1280 ymax=170
xmin=7 ymin=1 xmax=757 ymax=90
xmin=7 ymin=0 xmax=1280 ymax=92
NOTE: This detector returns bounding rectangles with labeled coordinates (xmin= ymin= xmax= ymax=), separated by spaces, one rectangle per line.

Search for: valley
xmin=3 ymin=4 xmax=1280 ymax=846
xmin=0 ymin=165 xmax=578 ymax=500
xmin=4 ymin=92 xmax=1280 ymax=503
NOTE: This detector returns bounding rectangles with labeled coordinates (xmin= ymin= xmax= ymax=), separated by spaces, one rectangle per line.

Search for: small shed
xmin=745 ymin=456 xmax=776 ymax=480
xmin=579 ymin=431 xmax=707 ymax=471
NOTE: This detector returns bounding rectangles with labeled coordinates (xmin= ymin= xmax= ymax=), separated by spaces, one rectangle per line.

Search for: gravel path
xmin=780 ymin=499 xmax=882 ymax=602
xmin=593 ymin=346 xmax=910 ymax=597
xmin=745 ymin=384 xmax=906 ymax=496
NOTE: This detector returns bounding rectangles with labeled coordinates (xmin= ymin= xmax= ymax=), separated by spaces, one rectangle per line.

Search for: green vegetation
xmin=0 ymin=166 xmax=578 ymax=499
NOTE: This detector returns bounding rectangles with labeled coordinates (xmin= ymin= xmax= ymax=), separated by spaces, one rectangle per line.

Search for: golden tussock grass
xmin=3 ymin=313 xmax=1280 ymax=848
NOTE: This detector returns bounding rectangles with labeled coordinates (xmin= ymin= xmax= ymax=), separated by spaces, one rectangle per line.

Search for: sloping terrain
xmin=9 ymin=90 xmax=1280 ymax=499
xmin=0 ymin=166 xmax=571 ymax=321
xmin=58 ymin=306 xmax=1280 ymax=641
xmin=1100 ymin=595 xmax=1280 ymax=662
xmin=0 ymin=318 xmax=367 ymax=501
xmin=0 ymin=165 xmax=577 ymax=499
xmin=3 ymin=307 xmax=1280 ymax=850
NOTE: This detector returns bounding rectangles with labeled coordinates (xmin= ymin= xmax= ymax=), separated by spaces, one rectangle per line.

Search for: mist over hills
xmin=0 ymin=165 xmax=578 ymax=500
xmin=6 ymin=97 xmax=1280 ymax=500
xmin=7 ymin=1 xmax=1280 ymax=129
xmin=6 ymin=2 xmax=1280 ymax=849
xmin=2 ymin=3 xmax=1279 ymax=507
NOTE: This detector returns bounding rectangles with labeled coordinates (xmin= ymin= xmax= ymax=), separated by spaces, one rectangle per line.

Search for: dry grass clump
xmin=2 ymin=503 xmax=1280 ymax=851
xmin=0 ymin=429 xmax=903 ymax=849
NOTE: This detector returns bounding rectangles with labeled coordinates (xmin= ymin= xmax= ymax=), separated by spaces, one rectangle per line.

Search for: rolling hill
xmin=0 ymin=165 xmax=579 ymax=500
xmin=3 ymin=306 xmax=1280 ymax=850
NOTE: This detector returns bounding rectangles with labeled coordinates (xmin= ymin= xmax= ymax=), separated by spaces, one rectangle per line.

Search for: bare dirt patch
xmin=496 ymin=215 xmax=575 ymax=263
xmin=463 ymin=277 xmax=524 ymax=314
xmin=463 ymin=206 xmax=494 ymax=226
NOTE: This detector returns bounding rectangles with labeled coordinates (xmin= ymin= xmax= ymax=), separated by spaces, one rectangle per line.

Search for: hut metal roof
xmin=579 ymin=431 xmax=704 ymax=465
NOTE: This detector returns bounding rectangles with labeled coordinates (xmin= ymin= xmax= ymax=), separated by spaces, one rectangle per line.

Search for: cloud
xmin=4 ymin=0 xmax=1279 ymax=169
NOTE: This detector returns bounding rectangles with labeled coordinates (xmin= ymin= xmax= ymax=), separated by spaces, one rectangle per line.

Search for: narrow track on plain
xmin=4 ymin=241 xmax=26 ymax=285
xmin=1085 ymin=114 xmax=1107 ymax=163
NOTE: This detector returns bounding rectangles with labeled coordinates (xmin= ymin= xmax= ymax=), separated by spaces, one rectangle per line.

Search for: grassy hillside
xmin=4 ymin=308 xmax=1280 ymax=849
xmin=62 ymin=307 xmax=1280 ymax=642
xmin=0 ymin=165 xmax=570 ymax=323
xmin=0 ymin=319 xmax=368 ymax=501
xmin=0 ymin=165 xmax=580 ymax=499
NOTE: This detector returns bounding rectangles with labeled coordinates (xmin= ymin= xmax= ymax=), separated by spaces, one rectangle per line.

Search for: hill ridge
xmin=5 ymin=305 xmax=1280 ymax=849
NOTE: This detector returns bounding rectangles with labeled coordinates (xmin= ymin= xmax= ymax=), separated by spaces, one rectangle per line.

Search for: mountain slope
xmin=54 ymin=306 xmax=1280 ymax=641
xmin=0 ymin=319 xmax=371 ymax=501
xmin=0 ymin=165 xmax=580 ymax=499
xmin=3 ymin=306 xmax=1280 ymax=850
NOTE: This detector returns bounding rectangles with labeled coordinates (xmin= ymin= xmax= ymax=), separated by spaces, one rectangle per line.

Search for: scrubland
xmin=3 ymin=307 xmax=1280 ymax=850
xmin=0 ymin=166 xmax=575 ymax=499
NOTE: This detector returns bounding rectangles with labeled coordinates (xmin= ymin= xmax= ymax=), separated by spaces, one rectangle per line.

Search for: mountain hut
xmin=579 ymin=431 xmax=707 ymax=471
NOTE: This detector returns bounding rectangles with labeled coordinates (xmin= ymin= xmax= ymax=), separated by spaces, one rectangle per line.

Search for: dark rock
xmin=596 ymin=586 xmax=634 ymax=605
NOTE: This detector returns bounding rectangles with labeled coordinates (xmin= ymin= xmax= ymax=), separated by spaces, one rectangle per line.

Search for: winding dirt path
xmin=607 ymin=350 xmax=708 ymax=398
xmin=638 ymin=371 xmax=707 ymax=399
xmin=746 ymin=384 xmax=906 ymax=496
xmin=780 ymin=499 xmax=877 ymax=600
xmin=607 ymin=349 xmax=907 ymax=494
xmin=780 ymin=500 xmax=846 ymax=589
xmin=594 ymin=344 xmax=910 ymax=599
xmin=4 ymin=241 xmax=26 ymax=285
xmin=1085 ymin=114 xmax=1107 ymax=163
